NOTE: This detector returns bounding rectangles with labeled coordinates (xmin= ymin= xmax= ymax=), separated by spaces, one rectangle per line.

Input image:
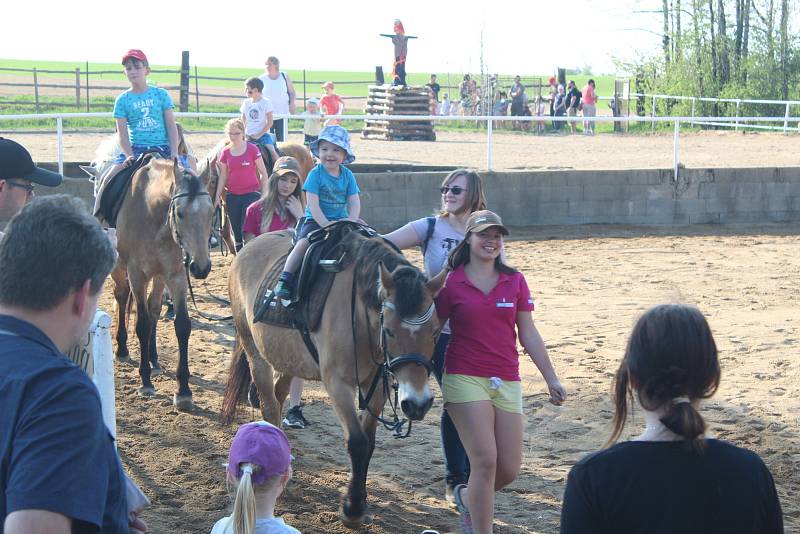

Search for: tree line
xmin=628 ymin=0 xmax=797 ymax=116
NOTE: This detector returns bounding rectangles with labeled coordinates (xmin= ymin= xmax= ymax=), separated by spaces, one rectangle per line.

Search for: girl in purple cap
xmin=211 ymin=421 xmax=299 ymax=534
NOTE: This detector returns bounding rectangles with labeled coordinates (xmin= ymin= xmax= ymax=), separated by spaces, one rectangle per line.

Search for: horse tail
xmin=221 ymin=333 xmax=252 ymax=425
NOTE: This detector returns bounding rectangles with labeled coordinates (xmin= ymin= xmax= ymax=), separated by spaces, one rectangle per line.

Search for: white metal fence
xmin=1 ymin=112 xmax=798 ymax=177
xmin=630 ymin=92 xmax=799 ymax=132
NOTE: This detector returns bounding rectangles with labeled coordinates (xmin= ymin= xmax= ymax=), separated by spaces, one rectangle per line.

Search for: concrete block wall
xmin=359 ymin=167 xmax=800 ymax=232
xmin=49 ymin=168 xmax=800 ymax=232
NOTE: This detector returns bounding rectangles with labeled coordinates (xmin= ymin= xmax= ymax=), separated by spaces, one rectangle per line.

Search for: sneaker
xmin=283 ymin=405 xmax=307 ymax=429
xmin=445 ymin=483 xmax=457 ymax=507
xmin=453 ymin=484 xmax=474 ymax=534
xmin=273 ymin=279 xmax=293 ymax=300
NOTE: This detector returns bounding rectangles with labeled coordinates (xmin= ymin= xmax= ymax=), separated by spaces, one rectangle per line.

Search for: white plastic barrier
xmin=64 ymin=309 xmax=116 ymax=439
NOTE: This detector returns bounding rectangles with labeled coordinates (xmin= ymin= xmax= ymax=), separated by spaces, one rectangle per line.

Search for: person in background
xmin=581 ymin=79 xmax=597 ymax=135
xmin=509 ymin=76 xmax=526 ymax=130
xmin=565 ymin=80 xmax=582 ymax=134
xmin=436 ymin=210 xmax=566 ymax=534
xmin=301 ymin=97 xmax=321 ymax=146
xmin=560 ymin=304 xmax=783 ymax=534
xmin=553 ymin=84 xmax=567 ymax=132
xmin=320 ymin=81 xmax=344 ymax=127
xmin=210 ymin=421 xmax=299 ymax=534
xmin=440 ymin=93 xmax=452 ymax=116
xmin=427 ymin=74 xmax=441 ymax=115
xmin=258 ymin=56 xmax=296 ymax=142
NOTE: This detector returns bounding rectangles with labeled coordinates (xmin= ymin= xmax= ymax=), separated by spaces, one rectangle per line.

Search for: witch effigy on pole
xmin=380 ymin=19 xmax=417 ymax=86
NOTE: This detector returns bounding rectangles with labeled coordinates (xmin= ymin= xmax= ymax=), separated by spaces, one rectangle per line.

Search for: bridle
xmin=351 ymin=267 xmax=436 ymax=438
xmin=166 ymin=172 xmax=211 ymax=266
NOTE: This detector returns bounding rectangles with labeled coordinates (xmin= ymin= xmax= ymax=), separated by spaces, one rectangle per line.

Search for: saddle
xmin=253 ymin=221 xmax=376 ymax=332
xmin=250 ymin=139 xmax=285 ymax=174
xmin=93 ymin=152 xmax=155 ymax=227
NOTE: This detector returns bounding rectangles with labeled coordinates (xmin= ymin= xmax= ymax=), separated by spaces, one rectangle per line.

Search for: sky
xmin=1 ymin=0 xmax=663 ymax=75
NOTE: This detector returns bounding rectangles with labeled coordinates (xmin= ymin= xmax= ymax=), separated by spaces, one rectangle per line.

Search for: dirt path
xmin=102 ymin=225 xmax=800 ymax=533
xmin=8 ymin=129 xmax=800 ymax=172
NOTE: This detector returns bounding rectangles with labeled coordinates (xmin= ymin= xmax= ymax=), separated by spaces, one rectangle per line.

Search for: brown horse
xmin=112 ymin=157 xmax=214 ymax=410
xmin=222 ymin=226 xmax=445 ymax=527
xmin=198 ymin=141 xmax=314 ymax=254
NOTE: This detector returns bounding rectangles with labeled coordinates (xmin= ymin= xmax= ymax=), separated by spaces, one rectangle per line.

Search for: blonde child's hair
xmin=224 ymin=118 xmax=246 ymax=147
xmin=227 ymin=462 xmax=283 ymax=534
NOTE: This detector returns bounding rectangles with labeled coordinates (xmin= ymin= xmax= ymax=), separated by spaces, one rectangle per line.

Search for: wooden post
xmin=75 ymin=68 xmax=81 ymax=110
xmin=180 ymin=51 xmax=190 ymax=112
xmin=194 ymin=65 xmax=200 ymax=113
xmin=85 ymin=61 xmax=90 ymax=113
xmin=33 ymin=68 xmax=40 ymax=113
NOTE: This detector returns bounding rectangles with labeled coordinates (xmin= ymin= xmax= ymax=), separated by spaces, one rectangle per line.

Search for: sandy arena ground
xmin=94 ymin=223 xmax=800 ymax=534
xmin=7 ymin=127 xmax=799 ymax=531
xmin=8 ymin=128 xmax=800 ymax=172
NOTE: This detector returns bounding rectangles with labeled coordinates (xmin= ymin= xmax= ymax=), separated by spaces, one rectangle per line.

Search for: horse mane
xmin=176 ymin=165 xmax=203 ymax=202
xmin=344 ymin=230 xmax=426 ymax=318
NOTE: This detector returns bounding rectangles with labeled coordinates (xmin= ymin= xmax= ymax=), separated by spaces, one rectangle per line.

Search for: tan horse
xmin=198 ymin=142 xmax=314 ymax=254
xmin=222 ymin=226 xmax=445 ymax=527
xmin=112 ymin=158 xmax=214 ymax=410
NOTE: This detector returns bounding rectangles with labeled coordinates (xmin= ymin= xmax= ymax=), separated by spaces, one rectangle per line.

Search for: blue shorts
xmin=297 ymin=218 xmax=322 ymax=239
xmin=253 ymin=133 xmax=277 ymax=146
xmin=114 ymin=145 xmax=190 ymax=168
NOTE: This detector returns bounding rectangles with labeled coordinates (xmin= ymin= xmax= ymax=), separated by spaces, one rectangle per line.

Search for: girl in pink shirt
xmin=216 ymin=118 xmax=269 ymax=251
xmin=436 ymin=210 xmax=566 ymax=534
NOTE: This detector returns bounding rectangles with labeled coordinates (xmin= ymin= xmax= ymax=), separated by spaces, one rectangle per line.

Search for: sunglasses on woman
xmin=440 ymin=186 xmax=465 ymax=195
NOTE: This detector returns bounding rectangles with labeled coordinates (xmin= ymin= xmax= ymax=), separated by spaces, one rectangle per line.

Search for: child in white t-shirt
xmin=241 ymin=77 xmax=279 ymax=162
xmin=301 ymin=97 xmax=321 ymax=147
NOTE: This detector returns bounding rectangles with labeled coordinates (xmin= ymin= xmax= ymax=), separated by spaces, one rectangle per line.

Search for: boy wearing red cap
xmin=101 ymin=49 xmax=186 ymax=185
xmin=211 ymin=421 xmax=299 ymax=534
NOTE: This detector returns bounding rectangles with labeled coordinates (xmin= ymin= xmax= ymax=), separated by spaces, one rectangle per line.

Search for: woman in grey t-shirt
xmin=383 ymin=168 xmax=487 ymax=504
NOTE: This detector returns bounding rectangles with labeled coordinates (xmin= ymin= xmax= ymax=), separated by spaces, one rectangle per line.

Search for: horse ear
xmin=172 ymin=157 xmax=181 ymax=179
xmin=79 ymin=165 xmax=99 ymax=180
xmin=379 ymin=262 xmax=395 ymax=294
xmin=426 ymin=268 xmax=448 ymax=297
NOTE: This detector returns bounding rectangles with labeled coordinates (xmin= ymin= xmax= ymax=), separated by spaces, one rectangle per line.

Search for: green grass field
xmin=0 ymin=58 xmax=620 ymax=98
xmin=0 ymin=58 xmax=632 ymax=134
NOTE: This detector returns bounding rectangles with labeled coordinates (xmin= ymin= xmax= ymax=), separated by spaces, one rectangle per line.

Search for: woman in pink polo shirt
xmin=436 ymin=210 xmax=567 ymax=534
xmin=215 ymin=118 xmax=269 ymax=252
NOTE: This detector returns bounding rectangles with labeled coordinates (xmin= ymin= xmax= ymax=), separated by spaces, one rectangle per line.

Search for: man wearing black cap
xmin=0 ymin=137 xmax=63 ymax=234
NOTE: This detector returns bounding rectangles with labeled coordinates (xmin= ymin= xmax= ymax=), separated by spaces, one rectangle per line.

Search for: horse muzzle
xmin=400 ymin=395 xmax=434 ymax=421
xmin=189 ymin=259 xmax=211 ymax=279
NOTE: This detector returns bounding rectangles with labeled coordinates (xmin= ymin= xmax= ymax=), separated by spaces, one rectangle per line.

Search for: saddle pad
xmin=253 ymin=253 xmax=336 ymax=332
xmin=94 ymin=154 xmax=150 ymax=227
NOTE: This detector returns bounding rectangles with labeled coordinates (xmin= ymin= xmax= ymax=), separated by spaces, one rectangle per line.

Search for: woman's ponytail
xmin=231 ymin=463 xmax=257 ymax=534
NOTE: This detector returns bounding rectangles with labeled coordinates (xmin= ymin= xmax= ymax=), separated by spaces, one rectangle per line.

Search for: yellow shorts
xmin=442 ymin=373 xmax=523 ymax=414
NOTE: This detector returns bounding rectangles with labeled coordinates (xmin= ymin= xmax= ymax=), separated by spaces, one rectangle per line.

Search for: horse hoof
xmin=150 ymin=364 xmax=163 ymax=377
xmin=340 ymin=507 xmax=372 ymax=530
xmin=138 ymin=386 xmax=156 ymax=397
xmin=116 ymin=355 xmax=132 ymax=364
xmin=173 ymin=394 xmax=193 ymax=411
